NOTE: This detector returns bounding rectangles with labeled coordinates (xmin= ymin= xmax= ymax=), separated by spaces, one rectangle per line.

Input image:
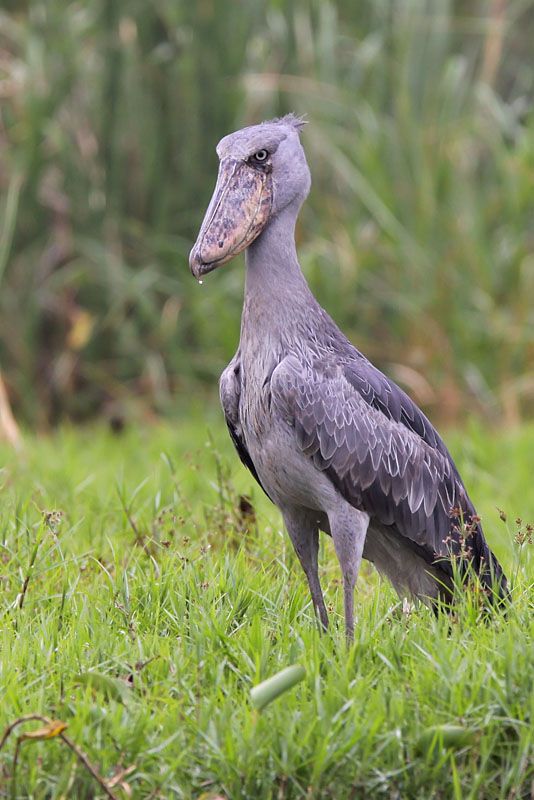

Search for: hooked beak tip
xmin=189 ymin=247 xmax=207 ymax=280
xmin=189 ymin=244 xmax=229 ymax=279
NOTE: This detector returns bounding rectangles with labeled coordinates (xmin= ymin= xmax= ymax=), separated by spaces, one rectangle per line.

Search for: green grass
xmin=0 ymin=415 xmax=533 ymax=798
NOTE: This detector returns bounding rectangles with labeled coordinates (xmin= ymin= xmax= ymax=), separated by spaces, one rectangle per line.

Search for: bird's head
xmin=189 ymin=114 xmax=310 ymax=279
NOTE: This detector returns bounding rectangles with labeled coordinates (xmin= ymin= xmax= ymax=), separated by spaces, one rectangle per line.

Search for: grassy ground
xmin=0 ymin=412 xmax=532 ymax=799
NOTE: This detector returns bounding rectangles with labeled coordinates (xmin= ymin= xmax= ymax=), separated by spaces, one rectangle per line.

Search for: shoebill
xmin=189 ymin=114 xmax=508 ymax=638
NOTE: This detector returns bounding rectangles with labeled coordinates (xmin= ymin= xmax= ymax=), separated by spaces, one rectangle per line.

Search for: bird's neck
xmin=243 ymin=201 xmax=315 ymax=335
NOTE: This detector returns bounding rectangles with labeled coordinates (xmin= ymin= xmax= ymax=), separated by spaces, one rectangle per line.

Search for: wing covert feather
xmin=270 ymin=354 xmax=486 ymax=571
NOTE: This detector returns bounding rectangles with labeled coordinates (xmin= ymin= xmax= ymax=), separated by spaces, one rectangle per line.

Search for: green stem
xmin=0 ymin=171 xmax=24 ymax=289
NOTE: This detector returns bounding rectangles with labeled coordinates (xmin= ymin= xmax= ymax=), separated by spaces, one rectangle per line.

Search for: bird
xmin=189 ymin=114 xmax=508 ymax=638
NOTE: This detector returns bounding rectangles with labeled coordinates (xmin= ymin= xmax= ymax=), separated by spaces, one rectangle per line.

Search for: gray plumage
xmin=190 ymin=114 xmax=508 ymax=638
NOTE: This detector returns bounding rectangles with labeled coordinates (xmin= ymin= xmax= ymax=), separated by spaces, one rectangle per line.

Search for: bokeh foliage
xmin=0 ymin=0 xmax=533 ymax=426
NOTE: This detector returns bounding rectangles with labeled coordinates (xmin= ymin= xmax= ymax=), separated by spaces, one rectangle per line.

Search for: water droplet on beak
xmin=198 ymin=279 xmax=203 ymax=285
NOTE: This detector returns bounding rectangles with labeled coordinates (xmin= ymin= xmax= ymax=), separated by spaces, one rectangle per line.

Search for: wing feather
xmin=271 ymin=353 xmax=505 ymax=591
xmin=220 ymin=356 xmax=271 ymax=500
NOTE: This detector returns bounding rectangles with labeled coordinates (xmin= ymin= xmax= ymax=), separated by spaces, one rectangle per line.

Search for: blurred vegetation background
xmin=0 ymin=0 xmax=533 ymax=430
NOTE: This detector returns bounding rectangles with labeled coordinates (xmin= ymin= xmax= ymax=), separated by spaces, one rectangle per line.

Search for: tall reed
xmin=0 ymin=0 xmax=532 ymax=424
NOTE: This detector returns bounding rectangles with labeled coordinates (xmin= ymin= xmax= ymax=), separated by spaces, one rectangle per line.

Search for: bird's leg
xmin=283 ymin=508 xmax=329 ymax=631
xmin=328 ymin=506 xmax=369 ymax=641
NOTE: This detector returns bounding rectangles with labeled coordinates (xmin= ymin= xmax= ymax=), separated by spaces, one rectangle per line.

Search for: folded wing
xmin=271 ymin=352 xmax=504 ymax=589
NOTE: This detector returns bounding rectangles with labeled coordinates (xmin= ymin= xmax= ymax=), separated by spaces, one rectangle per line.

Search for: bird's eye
xmin=250 ymin=149 xmax=269 ymax=164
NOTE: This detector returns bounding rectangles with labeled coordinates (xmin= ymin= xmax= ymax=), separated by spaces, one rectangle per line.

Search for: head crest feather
xmin=264 ymin=113 xmax=308 ymax=132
